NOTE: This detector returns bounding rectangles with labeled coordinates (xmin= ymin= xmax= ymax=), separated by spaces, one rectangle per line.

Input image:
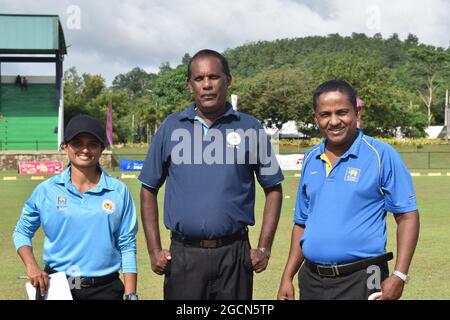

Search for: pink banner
xmin=19 ymin=161 xmax=64 ymax=175
xmin=106 ymin=99 xmax=113 ymax=146
xmin=356 ymin=97 xmax=364 ymax=129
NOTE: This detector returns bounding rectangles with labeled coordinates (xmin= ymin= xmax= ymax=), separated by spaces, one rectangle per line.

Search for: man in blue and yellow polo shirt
xmin=278 ymin=80 xmax=419 ymax=300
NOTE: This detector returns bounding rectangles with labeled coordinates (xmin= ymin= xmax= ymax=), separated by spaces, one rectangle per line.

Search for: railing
xmin=399 ymin=152 xmax=450 ymax=170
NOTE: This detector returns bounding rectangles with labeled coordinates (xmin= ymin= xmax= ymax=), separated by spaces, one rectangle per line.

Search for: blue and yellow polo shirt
xmin=294 ymin=130 xmax=417 ymax=264
xmin=13 ymin=167 xmax=138 ymax=276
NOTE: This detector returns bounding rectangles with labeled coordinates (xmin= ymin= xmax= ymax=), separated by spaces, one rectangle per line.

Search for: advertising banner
xmin=18 ymin=161 xmax=64 ymax=175
xmin=120 ymin=159 xmax=144 ymax=171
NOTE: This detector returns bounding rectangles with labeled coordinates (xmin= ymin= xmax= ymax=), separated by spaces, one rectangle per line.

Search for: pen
xmin=16 ymin=275 xmax=51 ymax=279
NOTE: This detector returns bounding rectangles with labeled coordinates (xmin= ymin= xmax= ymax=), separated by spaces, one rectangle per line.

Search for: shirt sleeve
xmin=293 ymin=154 xmax=310 ymax=225
xmin=138 ymin=120 xmax=168 ymax=189
xmin=381 ymin=146 xmax=418 ymax=215
xmin=116 ymin=185 xmax=138 ymax=273
xmin=12 ymin=185 xmax=43 ymax=251
xmin=253 ymin=123 xmax=284 ymax=188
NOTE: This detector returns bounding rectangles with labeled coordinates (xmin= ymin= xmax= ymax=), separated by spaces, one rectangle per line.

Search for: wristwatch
xmin=392 ymin=270 xmax=409 ymax=284
xmin=123 ymin=292 xmax=139 ymax=300
xmin=257 ymin=247 xmax=271 ymax=259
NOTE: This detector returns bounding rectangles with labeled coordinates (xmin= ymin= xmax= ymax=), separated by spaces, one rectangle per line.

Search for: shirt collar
xmin=55 ymin=165 xmax=115 ymax=192
xmin=179 ymin=102 xmax=240 ymax=121
xmin=316 ymin=129 xmax=364 ymax=159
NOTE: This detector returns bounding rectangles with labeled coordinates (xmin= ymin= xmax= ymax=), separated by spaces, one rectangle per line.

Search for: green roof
xmin=0 ymin=14 xmax=66 ymax=54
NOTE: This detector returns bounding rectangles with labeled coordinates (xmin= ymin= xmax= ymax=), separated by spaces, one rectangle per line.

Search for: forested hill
xmin=225 ymin=33 xmax=445 ymax=78
xmin=63 ymin=33 xmax=450 ymax=142
xmin=223 ymin=33 xmax=450 ymax=137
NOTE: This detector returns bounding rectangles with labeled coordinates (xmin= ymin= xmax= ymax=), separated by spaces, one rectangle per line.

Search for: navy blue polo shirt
xmin=139 ymin=102 xmax=284 ymax=239
xmin=294 ymin=130 xmax=417 ymax=264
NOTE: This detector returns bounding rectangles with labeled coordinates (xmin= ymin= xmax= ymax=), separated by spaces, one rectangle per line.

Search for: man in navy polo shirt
xmin=139 ymin=49 xmax=284 ymax=300
xmin=278 ymin=80 xmax=420 ymax=300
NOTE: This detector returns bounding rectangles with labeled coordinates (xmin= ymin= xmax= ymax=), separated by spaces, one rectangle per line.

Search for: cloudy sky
xmin=1 ymin=0 xmax=449 ymax=84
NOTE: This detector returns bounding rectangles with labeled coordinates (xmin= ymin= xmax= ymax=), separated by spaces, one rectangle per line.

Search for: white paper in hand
xmin=368 ymin=291 xmax=382 ymax=300
xmin=25 ymin=272 xmax=73 ymax=300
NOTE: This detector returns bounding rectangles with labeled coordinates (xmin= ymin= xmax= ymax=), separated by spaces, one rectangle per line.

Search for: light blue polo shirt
xmin=13 ymin=167 xmax=138 ymax=276
xmin=294 ymin=130 xmax=417 ymax=264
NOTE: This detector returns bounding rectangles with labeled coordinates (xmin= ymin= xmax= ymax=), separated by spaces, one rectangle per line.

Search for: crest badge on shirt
xmin=344 ymin=167 xmax=361 ymax=183
xmin=57 ymin=196 xmax=67 ymax=211
xmin=102 ymin=199 xmax=115 ymax=214
xmin=226 ymin=132 xmax=241 ymax=148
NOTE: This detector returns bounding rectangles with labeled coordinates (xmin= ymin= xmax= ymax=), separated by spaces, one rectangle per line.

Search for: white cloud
xmin=1 ymin=0 xmax=449 ymax=84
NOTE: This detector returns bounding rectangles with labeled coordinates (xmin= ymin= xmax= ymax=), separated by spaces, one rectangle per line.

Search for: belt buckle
xmin=80 ymin=277 xmax=92 ymax=288
xmin=200 ymin=239 xmax=219 ymax=248
xmin=316 ymin=265 xmax=340 ymax=277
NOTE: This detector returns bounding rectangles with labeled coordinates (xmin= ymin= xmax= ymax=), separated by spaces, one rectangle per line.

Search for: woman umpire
xmin=13 ymin=114 xmax=138 ymax=300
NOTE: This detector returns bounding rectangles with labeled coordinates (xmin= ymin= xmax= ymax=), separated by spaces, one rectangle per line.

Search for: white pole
xmin=231 ymin=94 xmax=238 ymax=111
xmin=446 ymin=89 xmax=449 ymax=142
xmin=445 ymin=89 xmax=448 ymax=126
xmin=57 ymin=78 xmax=64 ymax=150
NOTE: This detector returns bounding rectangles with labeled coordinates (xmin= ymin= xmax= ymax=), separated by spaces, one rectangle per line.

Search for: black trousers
xmin=299 ymin=261 xmax=389 ymax=300
xmin=69 ymin=279 xmax=124 ymax=300
xmin=44 ymin=266 xmax=124 ymax=300
xmin=164 ymin=238 xmax=254 ymax=300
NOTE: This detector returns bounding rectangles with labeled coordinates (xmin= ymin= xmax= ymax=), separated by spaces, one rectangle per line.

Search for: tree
xmin=152 ymin=64 xmax=192 ymax=116
xmin=181 ymin=53 xmax=192 ymax=65
xmin=63 ymin=68 xmax=106 ymax=124
xmin=81 ymin=74 xmax=106 ymax=102
xmin=409 ymin=47 xmax=450 ymax=126
xmin=111 ymin=67 xmax=157 ymax=100
xmin=315 ymin=50 xmax=426 ymax=137
xmin=158 ymin=62 xmax=172 ymax=74
xmin=405 ymin=34 xmax=419 ymax=46
xmin=63 ymin=68 xmax=136 ymax=142
xmin=63 ymin=67 xmax=85 ymax=121
xmin=85 ymin=91 xmax=130 ymax=143
xmin=131 ymin=96 xmax=168 ymax=142
xmin=233 ymin=67 xmax=315 ymax=131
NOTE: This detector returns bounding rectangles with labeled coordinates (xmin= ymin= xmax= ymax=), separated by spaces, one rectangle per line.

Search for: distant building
xmin=425 ymin=126 xmax=446 ymax=139
xmin=264 ymin=121 xmax=309 ymax=139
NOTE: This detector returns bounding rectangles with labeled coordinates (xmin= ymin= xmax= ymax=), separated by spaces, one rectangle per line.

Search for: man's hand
xmin=26 ymin=265 xmax=49 ymax=297
xmin=150 ymin=249 xmax=172 ymax=275
xmin=250 ymin=249 xmax=269 ymax=273
xmin=379 ymin=275 xmax=405 ymax=300
xmin=277 ymin=278 xmax=295 ymax=300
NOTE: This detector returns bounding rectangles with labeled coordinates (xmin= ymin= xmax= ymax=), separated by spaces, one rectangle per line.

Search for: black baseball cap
xmin=64 ymin=114 xmax=107 ymax=146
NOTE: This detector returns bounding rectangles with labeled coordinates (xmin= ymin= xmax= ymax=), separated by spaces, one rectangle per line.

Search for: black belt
xmin=44 ymin=265 xmax=119 ymax=288
xmin=171 ymin=227 xmax=248 ymax=249
xmin=304 ymin=252 xmax=393 ymax=278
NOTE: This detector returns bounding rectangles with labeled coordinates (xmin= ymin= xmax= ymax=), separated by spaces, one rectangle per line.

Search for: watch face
xmin=258 ymin=248 xmax=271 ymax=258
xmin=124 ymin=293 xmax=139 ymax=300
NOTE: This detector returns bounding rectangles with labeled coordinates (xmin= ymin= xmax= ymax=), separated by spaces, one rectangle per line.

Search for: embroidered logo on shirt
xmin=57 ymin=196 xmax=67 ymax=211
xmin=344 ymin=167 xmax=361 ymax=182
xmin=102 ymin=199 xmax=115 ymax=214
xmin=226 ymin=132 xmax=241 ymax=148
xmin=310 ymin=171 xmax=318 ymax=175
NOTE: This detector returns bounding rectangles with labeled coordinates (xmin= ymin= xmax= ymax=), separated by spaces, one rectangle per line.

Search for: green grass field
xmin=1 ymin=171 xmax=449 ymax=300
